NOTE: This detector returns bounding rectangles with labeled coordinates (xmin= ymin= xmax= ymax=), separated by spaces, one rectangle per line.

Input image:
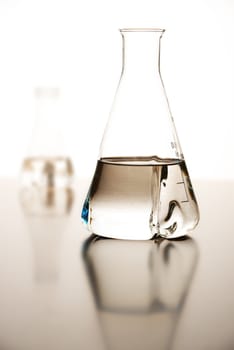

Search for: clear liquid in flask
xmin=82 ymin=156 xmax=199 ymax=239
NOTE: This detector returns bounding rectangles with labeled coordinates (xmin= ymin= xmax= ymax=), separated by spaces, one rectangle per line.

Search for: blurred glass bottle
xmin=82 ymin=28 xmax=199 ymax=239
xmin=20 ymin=87 xmax=74 ymax=215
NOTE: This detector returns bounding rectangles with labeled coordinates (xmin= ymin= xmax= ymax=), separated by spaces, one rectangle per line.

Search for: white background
xmin=0 ymin=0 xmax=233 ymax=179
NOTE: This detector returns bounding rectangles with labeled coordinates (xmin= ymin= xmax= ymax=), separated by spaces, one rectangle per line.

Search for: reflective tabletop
xmin=0 ymin=178 xmax=233 ymax=350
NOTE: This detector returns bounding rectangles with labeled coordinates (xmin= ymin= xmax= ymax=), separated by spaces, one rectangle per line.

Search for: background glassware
xmin=82 ymin=28 xmax=199 ymax=239
xmin=20 ymin=87 xmax=74 ymax=215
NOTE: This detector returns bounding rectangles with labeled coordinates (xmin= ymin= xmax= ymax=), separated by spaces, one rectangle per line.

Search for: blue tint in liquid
xmin=81 ymin=195 xmax=89 ymax=224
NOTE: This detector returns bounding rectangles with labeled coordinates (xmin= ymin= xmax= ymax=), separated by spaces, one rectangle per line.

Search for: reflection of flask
xmin=83 ymin=236 xmax=198 ymax=350
xmin=20 ymin=88 xmax=74 ymax=215
xmin=82 ymin=28 xmax=199 ymax=239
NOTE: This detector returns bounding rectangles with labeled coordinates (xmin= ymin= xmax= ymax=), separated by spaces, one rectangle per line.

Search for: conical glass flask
xmin=82 ymin=28 xmax=199 ymax=240
xmin=20 ymin=87 xmax=74 ymax=215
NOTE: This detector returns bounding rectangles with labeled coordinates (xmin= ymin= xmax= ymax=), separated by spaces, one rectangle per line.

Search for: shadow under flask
xmin=82 ymin=28 xmax=199 ymax=240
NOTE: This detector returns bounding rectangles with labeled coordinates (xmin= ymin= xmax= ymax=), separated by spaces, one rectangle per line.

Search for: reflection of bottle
xmin=82 ymin=29 xmax=199 ymax=239
xmin=27 ymin=215 xmax=68 ymax=283
xmin=20 ymin=88 xmax=74 ymax=215
xmin=24 ymin=215 xmax=69 ymax=349
xmin=83 ymin=236 xmax=198 ymax=350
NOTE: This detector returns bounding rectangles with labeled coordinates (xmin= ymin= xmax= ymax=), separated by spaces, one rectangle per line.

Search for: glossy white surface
xmin=0 ymin=178 xmax=233 ymax=350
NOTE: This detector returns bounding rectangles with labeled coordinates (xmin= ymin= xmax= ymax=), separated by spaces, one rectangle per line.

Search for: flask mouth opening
xmin=119 ymin=28 xmax=165 ymax=33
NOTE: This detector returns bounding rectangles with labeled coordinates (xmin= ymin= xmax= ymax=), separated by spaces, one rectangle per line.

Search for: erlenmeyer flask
xmin=82 ymin=28 xmax=199 ymax=239
xmin=20 ymin=87 xmax=74 ymax=215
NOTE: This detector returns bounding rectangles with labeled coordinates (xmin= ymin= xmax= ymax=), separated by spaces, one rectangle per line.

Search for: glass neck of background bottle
xmin=121 ymin=31 xmax=164 ymax=79
xmin=29 ymin=88 xmax=65 ymax=158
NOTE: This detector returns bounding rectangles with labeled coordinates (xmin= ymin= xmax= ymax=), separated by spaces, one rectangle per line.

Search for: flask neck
xmin=121 ymin=29 xmax=164 ymax=78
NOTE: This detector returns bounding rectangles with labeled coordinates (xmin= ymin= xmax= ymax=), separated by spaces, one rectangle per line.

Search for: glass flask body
xmin=82 ymin=28 xmax=199 ymax=239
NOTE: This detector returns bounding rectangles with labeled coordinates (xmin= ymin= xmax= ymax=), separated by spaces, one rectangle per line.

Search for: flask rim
xmin=119 ymin=28 xmax=165 ymax=33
